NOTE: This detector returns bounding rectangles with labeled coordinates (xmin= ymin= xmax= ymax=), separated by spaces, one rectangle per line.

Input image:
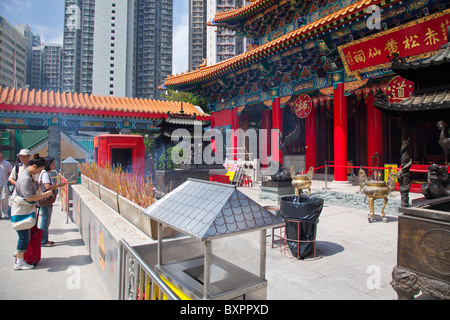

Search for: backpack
xmin=7 ymin=164 xmax=20 ymax=195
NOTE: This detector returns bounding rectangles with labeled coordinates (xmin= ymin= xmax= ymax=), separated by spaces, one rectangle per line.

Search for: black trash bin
xmin=280 ymin=195 xmax=324 ymax=259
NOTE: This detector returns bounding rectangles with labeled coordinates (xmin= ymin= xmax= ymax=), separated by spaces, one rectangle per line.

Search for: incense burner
xmin=359 ymin=169 xmax=397 ymax=223
xmin=290 ymin=166 xmax=314 ymax=197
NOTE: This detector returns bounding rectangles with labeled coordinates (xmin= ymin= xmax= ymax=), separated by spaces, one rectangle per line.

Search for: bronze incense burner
xmin=290 ymin=166 xmax=314 ymax=197
xmin=359 ymin=169 xmax=397 ymax=223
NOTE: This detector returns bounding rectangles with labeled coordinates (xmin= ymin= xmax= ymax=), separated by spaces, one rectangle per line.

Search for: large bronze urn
xmin=290 ymin=166 xmax=314 ymax=197
xmin=359 ymin=169 xmax=397 ymax=223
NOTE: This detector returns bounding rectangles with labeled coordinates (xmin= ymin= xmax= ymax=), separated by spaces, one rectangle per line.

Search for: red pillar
xmin=305 ymin=106 xmax=317 ymax=170
xmin=262 ymin=109 xmax=271 ymax=167
xmin=231 ymin=107 xmax=239 ymax=160
xmin=271 ymin=97 xmax=283 ymax=164
xmin=333 ymin=82 xmax=348 ymax=182
xmin=366 ymin=92 xmax=383 ymax=167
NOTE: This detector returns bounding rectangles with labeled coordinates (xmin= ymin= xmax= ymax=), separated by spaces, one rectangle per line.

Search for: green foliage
xmin=156 ymin=146 xmax=184 ymax=171
xmin=161 ymin=89 xmax=209 ymax=114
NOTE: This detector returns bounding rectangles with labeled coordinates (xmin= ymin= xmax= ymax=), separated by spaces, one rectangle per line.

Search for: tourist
xmin=8 ymin=149 xmax=32 ymax=197
xmin=7 ymin=149 xmax=32 ymax=220
xmin=11 ymin=155 xmax=52 ymax=270
xmin=38 ymin=157 xmax=66 ymax=247
xmin=0 ymin=151 xmax=13 ymax=219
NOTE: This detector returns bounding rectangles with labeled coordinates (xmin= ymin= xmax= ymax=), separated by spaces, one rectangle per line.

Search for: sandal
xmin=42 ymin=241 xmax=55 ymax=247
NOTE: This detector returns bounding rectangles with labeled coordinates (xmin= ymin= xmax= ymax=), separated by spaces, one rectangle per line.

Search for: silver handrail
xmin=119 ymin=239 xmax=181 ymax=300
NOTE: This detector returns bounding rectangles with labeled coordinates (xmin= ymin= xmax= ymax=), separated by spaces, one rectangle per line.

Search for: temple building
xmin=161 ymin=0 xmax=450 ymax=184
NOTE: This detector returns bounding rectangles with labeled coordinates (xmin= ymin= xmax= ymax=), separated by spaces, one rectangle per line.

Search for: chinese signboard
xmin=339 ymin=10 xmax=450 ymax=77
xmin=294 ymin=94 xmax=312 ymax=118
xmin=386 ymin=76 xmax=414 ymax=103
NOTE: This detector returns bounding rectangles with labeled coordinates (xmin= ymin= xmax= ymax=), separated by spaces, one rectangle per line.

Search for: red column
xmin=333 ymin=82 xmax=348 ymax=182
xmin=305 ymin=106 xmax=317 ymax=170
xmin=262 ymin=109 xmax=271 ymax=166
xmin=231 ymin=107 xmax=239 ymax=160
xmin=366 ymin=92 xmax=383 ymax=167
xmin=271 ymin=97 xmax=283 ymax=164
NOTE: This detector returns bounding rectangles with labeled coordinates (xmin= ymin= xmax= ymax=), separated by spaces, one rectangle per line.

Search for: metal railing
xmin=119 ymin=239 xmax=180 ymax=300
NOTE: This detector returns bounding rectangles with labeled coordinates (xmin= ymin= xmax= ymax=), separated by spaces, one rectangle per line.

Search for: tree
xmin=161 ymin=89 xmax=209 ymax=114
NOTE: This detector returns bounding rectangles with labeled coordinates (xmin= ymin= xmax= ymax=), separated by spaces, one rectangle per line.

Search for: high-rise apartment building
xmin=62 ymin=0 xmax=172 ymax=99
xmin=136 ymin=0 xmax=173 ymax=99
xmin=62 ymin=0 xmax=95 ymax=94
xmin=189 ymin=0 xmax=207 ymax=71
xmin=188 ymin=1 xmax=248 ymax=70
xmin=206 ymin=0 xmax=248 ymax=66
xmin=92 ymin=0 xmax=136 ymax=98
xmin=0 ymin=17 xmax=28 ymax=89
xmin=31 ymin=43 xmax=63 ymax=92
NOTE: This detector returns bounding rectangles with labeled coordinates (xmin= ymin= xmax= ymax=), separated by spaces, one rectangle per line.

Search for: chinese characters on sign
xmin=386 ymin=76 xmax=414 ymax=103
xmin=340 ymin=11 xmax=450 ymax=73
xmin=294 ymin=94 xmax=312 ymax=118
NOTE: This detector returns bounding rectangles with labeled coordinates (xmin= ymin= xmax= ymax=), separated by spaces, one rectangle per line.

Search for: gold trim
xmin=319 ymin=79 xmax=368 ymax=95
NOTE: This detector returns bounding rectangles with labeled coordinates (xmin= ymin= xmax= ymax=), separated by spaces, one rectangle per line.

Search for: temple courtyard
xmin=0 ymin=180 xmax=434 ymax=300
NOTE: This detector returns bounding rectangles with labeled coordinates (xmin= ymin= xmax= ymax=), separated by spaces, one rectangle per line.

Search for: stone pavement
xmin=0 ymin=180 xmax=434 ymax=300
xmin=0 ymin=200 xmax=110 ymax=300
xmin=239 ymin=180 xmax=433 ymax=300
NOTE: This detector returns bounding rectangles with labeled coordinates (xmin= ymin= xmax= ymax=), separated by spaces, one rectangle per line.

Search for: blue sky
xmin=0 ymin=0 xmax=189 ymax=74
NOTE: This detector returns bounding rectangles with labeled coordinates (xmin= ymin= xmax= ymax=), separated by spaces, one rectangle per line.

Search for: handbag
xmin=37 ymin=171 xmax=57 ymax=207
xmin=37 ymin=187 xmax=57 ymax=207
xmin=11 ymin=197 xmax=37 ymax=231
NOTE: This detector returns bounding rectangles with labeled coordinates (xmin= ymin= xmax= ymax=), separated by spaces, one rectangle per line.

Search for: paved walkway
xmin=0 ymin=180 xmax=434 ymax=300
xmin=0 ymin=200 xmax=109 ymax=300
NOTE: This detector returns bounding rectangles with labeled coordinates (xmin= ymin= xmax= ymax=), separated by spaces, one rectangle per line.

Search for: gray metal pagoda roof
xmin=143 ymin=179 xmax=283 ymax=241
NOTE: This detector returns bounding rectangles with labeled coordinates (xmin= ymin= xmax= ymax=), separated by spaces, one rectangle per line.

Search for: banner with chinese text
xmin=339 ymin=10 xmax=450 ymax=77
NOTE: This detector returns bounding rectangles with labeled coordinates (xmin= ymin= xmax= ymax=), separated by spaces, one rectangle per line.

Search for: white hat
xmin=17 ymin=149 xmax=31 ymax=156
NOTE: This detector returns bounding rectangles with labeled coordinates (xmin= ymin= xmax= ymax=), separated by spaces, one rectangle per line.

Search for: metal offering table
xmin=143 ymin=178 xmax=283 ymax=300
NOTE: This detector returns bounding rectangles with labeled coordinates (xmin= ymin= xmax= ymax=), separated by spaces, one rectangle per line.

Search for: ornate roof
xmin=375 ymin=90 xmax=450 ymax=114
xmin=211 ymin=0 xmax=332 ymax=39
xmin=213 ymin=0 xmax=275 ymax=23
xmin=163 ymin=0 xmax=391 ymax=89
xmin=0 ymin=87 xmax=211 ymax=120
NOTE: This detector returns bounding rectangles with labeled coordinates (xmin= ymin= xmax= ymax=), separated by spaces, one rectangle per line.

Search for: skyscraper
xmin=62 ymin=0 xmax=173 ymax=99
xmin=92 ymin=0 xmax=136 ymax=98
xmin=206 ymin=0 xmax=248 ymax=66
xmin=31 ymin=43 xmax=63 ymax=92
xmin=62 ymin=0 xmax=91 ymax=94
xmin=136 ymin=0 xmax=173 ymax=99
xmin=188 ymin=0 xmax=248 ymax=70
xmin=15 ymin=24 xmax=39 ymax=87
xmin=0 ymin=17 xmax=27 ymax=89
xmin=189 ymin=0 xmax=207 ymax=71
